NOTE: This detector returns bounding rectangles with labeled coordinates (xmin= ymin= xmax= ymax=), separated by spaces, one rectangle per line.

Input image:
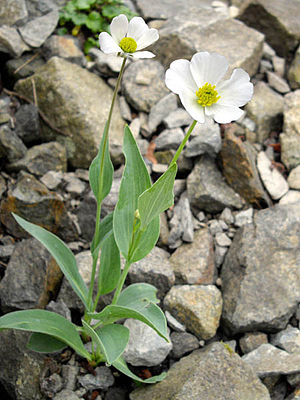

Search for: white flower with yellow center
xmin=99 ymin=14 xmax=159 ymax=59
xmin=165 ymin=51 xmax=253 ymax=124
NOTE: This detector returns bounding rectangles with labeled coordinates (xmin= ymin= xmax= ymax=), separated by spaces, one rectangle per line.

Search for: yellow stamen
xmin=196 ymin=82 xmax=221 ymax=107
xmin=119 ymin=37 xmax=137 ymax=53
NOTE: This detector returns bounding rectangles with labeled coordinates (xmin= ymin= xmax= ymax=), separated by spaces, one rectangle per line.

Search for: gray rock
xmin=89 ymin=47 xmax=124 ymax=77
xmin=75 ymin=190 xmax=97 ymax=242
xmin=122 ymin=60 xmax=169 ymax=112
xmin=0 ymin=0 xmax=28 ymax=26
xmin=6 ymin=52 xmax=45 ymax=81
xmin=40 ymin=373 xmax=64 ymax=398
xmin=272 ymin=55 xmax=285 ymax=77
xmin=25 ymin=0 xmax=67 ymax=18
xmin=288 ymin=166 xmax=300 ymax=189
xmin=123 ymin=319 xmax=172 ymax=367
xmin=208 ymin=220 xmax=224 ymax=236
xmin=219 ymin=207 xmax=235 ymax=225
xmin=0 ymin=124 xmax=27 ymax=162
xmin=163 ymin=108 xmax=193 ymax=129
xmin=215 ymin=232 xmax=232 ymax=247
xmin=164 ymin=284 xmax=222 ymax=340
xmin=19 ymin=10 xmax=59 ymax=47
xmin=245 ymin=82 xmax=284 ymax=143
xmin=15 ymin=104 xmax=40 ymax=144
xmin=46 ymin=300 xmax=71 ymax=321
xmin=154 ymin=128 xmax=184 ymax=151
xmin=288 ymin=45 xmax=300 ymax=90
xmin=234 ymin=208 xmax=253 ymax=227
xmin=78 ymin=366 xmax=114 ymax=390
xmin=184 ymin=119 xmax=221 ymax=158
xmin=170 ymin=332 xmax=199 ymax=359
xmin=63 ymin=173 xmax=86 ymax=196
xmin=214 ymin=245 xmax=228 ymax=268
xmin=53 ymin=390 xmax=81 ymax=400
xmin=40 ymin=170 xmax=63 ymax=190
xmin=187 ymin=155 xmax=243 ymax=214
xmin=148 ymin=93 xmax=178 ymax=133
xmin=279 ymin=190 xmax=300 ymax=205
xmin=130 ymin=342 xmax=270 ymax=400
xmin=267 ymin=71 xmax=290 ymax=94
xmin=221 ymin=203 xmax=300 ymax=334
xmin=62 ymin=364 xmax=80 ymax=391
xmin=239 ymin=332 xmax=268 ymax=354
xmin=0 ymin=25 xmax=29 ymax=57
xmin=118 ymin=96 xmax=132 ymax=122
xmin=165 ymin=311 xmax=186 ymax=333
xmin=128 ymin=246 xmax=175 ymax=299
xmin=169 ymin=228 xmax=215 ymax=285
xmin=242 ymin=343 xmax=300 ymax=378
xmin=43 ymin=35 xmax=86 ymax=66
xmin=270 ymin=325 xmax=300 ymax=354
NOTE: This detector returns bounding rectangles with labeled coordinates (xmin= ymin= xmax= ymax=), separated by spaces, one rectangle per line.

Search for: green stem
xmin=111 ymin=259 xmax=132 ymax=305
xmin=170 ymin=120 xmax=197 ymax=166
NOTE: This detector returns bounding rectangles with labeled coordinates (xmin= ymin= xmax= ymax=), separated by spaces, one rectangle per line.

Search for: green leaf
xmin=71 ymin=12 xmax=88 ymax=26
xmin=84 ymin=37 xmax=98 ymax=54
xmin=27 ymin=333 xmax=67 ymax=353
xmin=138 ymin=164 xmax=177 ymax=230
xmin=86 ymin=11 xmax=103 ymax=32
xmin=118 ymin=283 xmax=159 ymax=305
xmin=91 ymin=212 xmax=114 ymax=256
xmin=57 ymin=27 xmax=68 ymax=35
xmin=0 ymin=310 xmax=91 ymax=360
xmin=12 ymin=213 xmax=89 ymax=310
xmin=112 ymin=356 xmax=167 ymax=383
xmin=113 ymin=126 xmax=160 ymax=263
xmin=74 ymin=0 xmax=96 ymax=10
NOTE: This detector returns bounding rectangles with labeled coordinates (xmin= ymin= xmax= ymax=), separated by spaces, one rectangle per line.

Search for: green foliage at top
xmin=59 ymin=0 xmax=137 ymax=54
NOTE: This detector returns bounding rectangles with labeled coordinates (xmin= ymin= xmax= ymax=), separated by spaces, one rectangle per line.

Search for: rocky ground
xmin=0 ymin=0 xmax=300 ymax=399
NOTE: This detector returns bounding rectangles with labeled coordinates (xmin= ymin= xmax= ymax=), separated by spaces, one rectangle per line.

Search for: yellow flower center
xmin=196 ymin=82 xmax=221 ymax=107
xmin=119 ymin=37 xmax=137 ymax=53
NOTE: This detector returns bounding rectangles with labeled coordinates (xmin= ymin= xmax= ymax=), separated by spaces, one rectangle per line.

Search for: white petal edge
xmin=132 ymin=51 xmax=156 ymax=58
xmin=127 ymin=16 xmax=148 ymax=41
xmin=179 ymin=91 xmax=205 ymax=123
xmin=205 ymin=104 xmax=244 ymax=123
xmin=217 ymin=68 xmax=253 ymax=107
xmin=190 ymin=52 xmax=229 ymax=88
xmin=110 ymin=14 xmax=128 ymax=43
xmin=99 ymin=32 xmax=122 ymax=54
xmin=136 ymin=28 xmax=159 ymax=50
xmin=165 ymin=59 xmax=197 ymax=95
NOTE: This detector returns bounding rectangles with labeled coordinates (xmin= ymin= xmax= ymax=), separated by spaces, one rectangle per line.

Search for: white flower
xmin=99 ymin=14 xmax=159 ymax=59
xmin=165 ymin=52 xmax=253 ymax=124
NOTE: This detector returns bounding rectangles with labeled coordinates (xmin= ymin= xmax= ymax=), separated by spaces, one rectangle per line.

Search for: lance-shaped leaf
xmin=13 ymin=213 xmax=89 ymax=309
xmin=112 ymin=356 xmax=167 ymax=383
xmin=27 ymin=333 xmax=67 ymax=353
xmin=0 ymin=310 xmax=91 ymax=360
xmin=91 ymin=212 xmax=114 ymax=256
xmin=138 ymin=163 xmax=177 ymax=230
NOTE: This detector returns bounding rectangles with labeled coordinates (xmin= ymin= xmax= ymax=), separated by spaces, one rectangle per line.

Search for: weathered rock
xmin=238 ymin=0 xmax=300 ymax=57
xmin=122 ymin=60 xmax=169 ymax=112
xmin=0 ymin=125 xmax=27 ymax=163
xmin=270 ymin=325 xmax=300 ymax=354
xmin=163 ymin=108 xmax=193 ymax=129
xmin=242 ymin=343 xmax=300 ymax=378
xmin=0 ymin=0 xmax=28 ymax=26
xmin=288 ymin=45 xmax=300 ymax=90
xmin=154 ymin=127 xmax=184 ymax=151
xmin=279 ymin=190 xmax=300 ymax=205
xmin=234 ymin=208 xmax=254 ymax=227
xmin=220 ymin=127 xmax=271 ymax=206
xmin=25 ymin=0 xmax=67 ymax=18
xmin=43 ymin=35 xmax=85 ymax=66
xmin=14 ymin=57 xmax=125 ymax=168
xmin=77 ymin=366 xmax=115 ymax=390
xmin=6 ymin=53 xmax=45 ymax=81
xmin=75 ymin=190 xmax=97 ymax=242
xmin=40 ymin=170 xmax=63 ymax=190
xmin=170 ymin=332 xmax=199 ymax=359
xmin=164 ymin=284 xmax=222 ymax=340
xmin=53 ymin=390 xmax=81 ymax=400
xmin=215 ymin=232 xmax=232 ymax=247
xmin=165 ymin=310 xmax=186 ymax=333
xmin=89 ymin=48 xmax=123 ymax=77
xmin=40 ymin=373 xmax=63 ymax=398
xmin=148 ymin=93 xmax=178 ymax=133
xmin=184 ymin=119 xmax=221 ymax=158
xmin=0 ymin=25 xmax=29 ymax=57
xmin=288 ymin=166 xmax=300 ymax=189
xmin=267 ymin=71 xmax=290 ymax=94
xmin=130 ymin=342 xmax=270 ymax=400
xmin=239 ymin=332 xmax=268 ymax=354
xmin=245 ymin=82 xmax=284 ymax=143
xmin=169 ymin=228 xmax=215 ymax=285
xmin=187 ymin=155 xmax=243 ymax=214
xmin=15 ymin=104 xmax=40 ymax=144
xmin=221 ymin=203 xmax=300 ymax=334
xmin=123 ymin=319 xmax=172 ymax=367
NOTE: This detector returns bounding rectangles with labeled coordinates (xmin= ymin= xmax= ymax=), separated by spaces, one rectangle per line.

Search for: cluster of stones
xmin=0 ymin=0 xmax=300 ymax=399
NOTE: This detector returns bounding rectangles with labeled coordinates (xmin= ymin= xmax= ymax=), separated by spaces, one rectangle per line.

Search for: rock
xmin=257 ymin=151 xmax=289 ymax=200
xmin=46 ymin=300 xmax=71 ymax=321
xmin=77 ymin=366 xmax=115 ymax=390
xmin=214 ymin=245 xmax=228 ymax=268
xmin=9 ymin=141 xmax=67 ymax=176
xmin=234 ymin=208 xmax=254 ymax=227
xmin=239 ymin=332 xmax=268 ymax=354
xmin=130 ymin=342 xmax=270 ymax=400
xmin=184 ymin=119 xmax=222 ymax=158
xmin=170 ymin=332 xmax=199 ymax=359
xmin=221 ymin=203 xmax=300 ymax=334
xmin=122 ymin=60 xmax=169 ymax=112
xmin=154 ymin=127 xmax=184 ymax=151
xmin=215 ymin=232 xmax=232 ymax=247
xmin=19 ymin=10 xmax=59 ymax=47
xmin=270 ymin=325 xmax=300 ymax=354
xmin=279 ymin=190 xmax=300 ymax=205
xmin=40 ymin=170 xmax=63 ymax=190
xmin=208 ymin=220 xmax=224 ymax=236
xmin=148 ymin=93 xmax=178 ymax=133
xmin=15 ymin=104 xmax=40 ymax=144
xmin=53 ymin=390 xmax=81 ymax=400
xmin=165 ymin=310 xmax=186 ymax=333
xmin=40 ymin=373 xmax=64 ymax=398
xmin=89 ymin=48 xmax=123 ymax=77
xmin=14 ymin=57 xmax=125 ymax=168
xmin=164 ymin=285 xmax=222 ymax=340
xmin=242 ymin=343 xmax=300 ymax=378
xmin=6 ymin=53 xmax=45 ymax=81
xmin=220 ymin=127 xmax=271 ymax=206
xmin=0 ymin=124 xmax=27 ymax=163
xmin=288 ymin=166 xmax=300 ymax=189
xmin=25 ymin=0 xmax=69 ymax=18
xmin=0 ymin=0 xmax=28 ymax=26
xmin=128 ymin=246 xmax=175 ymax=299
xmin=280 ymin=90 xmax=300 ymax=170
xmin=272 ymin=55 xmax=285 ymax=77
xmin=163 ymin=108 xmax=193 ymax=129
xmin=0 ymin=172 xmax=77 ymax=241
xmin=267 ymin=71 xmax=290 ymax=94
xmin=0 ymin=25 xmax=29 ymax=57
xmin=123 ymin=319 xmax=172 ymax=367
xmin=0 ymin=330 xmax=44 ymax=400
xmin=61 ymin=364 xmax=79 ymax=391
xmin=169 ymin=228 xmax=215 ymax=285
xmin=0 ymin=238 xmax=62 ymax=311
xmin=75 ymin=190 xmax=97 ymax=242
xmin=286 ymin=388 xmax=300 ymax=400
xmin=219 ymin=207 xmax=235 ymax=225
xmin=288 ymin=45 xmax=300 ymax=89
xmin=245 ymin=82 xmax=284 ymax=143
xmin=238 ymin=0 xmax=300 ymax=57
xmin=118 ymin=96 xmax=132 ymax=122
xmin=43 ymin=35 xmax=85 ymax=66
xmin=64 ymin=175 xmax=86 ymax=197
xmin=187 ymin=155 xmax=243 ymax=214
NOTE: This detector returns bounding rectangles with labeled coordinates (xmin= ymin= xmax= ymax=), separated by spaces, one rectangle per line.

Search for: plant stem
xmin=111 ymin=259 xmax=132 ymax=305
xmin=170 ymin=120 xmax=197 ymax=166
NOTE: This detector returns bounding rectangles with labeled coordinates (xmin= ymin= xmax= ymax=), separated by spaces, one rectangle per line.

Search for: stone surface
xmin=0 ymin=25 xmax=29 ymax=57
xmin=123 ymin=319 xmax=172 ymax=367
xmin=234 ymin=208 xmax=254 ymax=227
xmin=245 ymin=82 xmax=284 ymax=143
xmin=53 ymin=390 xmax=81 ymax=400
xmin=43 ymin=35 xmax=85 ymax=66
xmin=15 ymin=104 xmax=40 ymax=144
xmin=170 ymin=332 xmax=199 ymax=359
xmin=77 ymin=366 xmax=114 ymax=390
xmin=154 ymin=128 xmax=184 ymax=151
xmin=122 ymin=60 xmax=169 ymax=112
xmin=0 ymin=125 xmax=27 ymax=163
xmin=0 ymin=0 xmax=28 ymax=26
xmin=14 ymin=57 xmax=124 ymax=168
xmin=239 ymin=332 xmax=268 ymax=354
xmin=288 ymin=166 xmax=300 ymax=189
xmin=89 ymin=48 xmax=123 ymax=77
xmin=148 ymin=93 xmax=178 ymax=133
xmin=288 ymin=45 xmax=300 ymax=90
xmin=163 ymin=108 xmax=193 ymax=129
xmin=6 ymin=53 xmax=45 ymax=81
xmin=270 ymin=325 xmax=300 ymax=354
xmin=169 ymin=228 xmax=215 ymax=285
xmin=187 ymin=155 xmax=243 ymax=214
xmin=279 ymin=190 xmax=300 ymax=205
xmin=164 ymin=284 xmax=222 ymax=340
xmin=267 ymin=71 xmax=290 ymax=94
xmin=221 ymin=203 xmax=300 ymax=334
xmin=130 ymin=342 xmax=270 ymax=400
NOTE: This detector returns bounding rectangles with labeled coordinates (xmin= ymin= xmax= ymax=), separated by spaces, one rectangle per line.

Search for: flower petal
xmin=132 ymin=51 xmax=156 ymax=58
xmin=179 ymin=90 xmax=205 ymax=123
xmin=205 ymin=103 xmax=244 ymax=123
xmin=217 ymin=68 xmax=253 ymax=107
xmin=99 ymin=32 xmax=122 ymax=54
xmin=110 ymin=14 xmax=128 ymax=43
xmin=165 ymin=59 xmax=197 ymax=95
xmin=136 ymin=28 xmax=159 ymax=50
xmin=190 ymin=52 xmax=229 ymax=88
xmin=127 ymin=17 xmax=148 ymax=41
